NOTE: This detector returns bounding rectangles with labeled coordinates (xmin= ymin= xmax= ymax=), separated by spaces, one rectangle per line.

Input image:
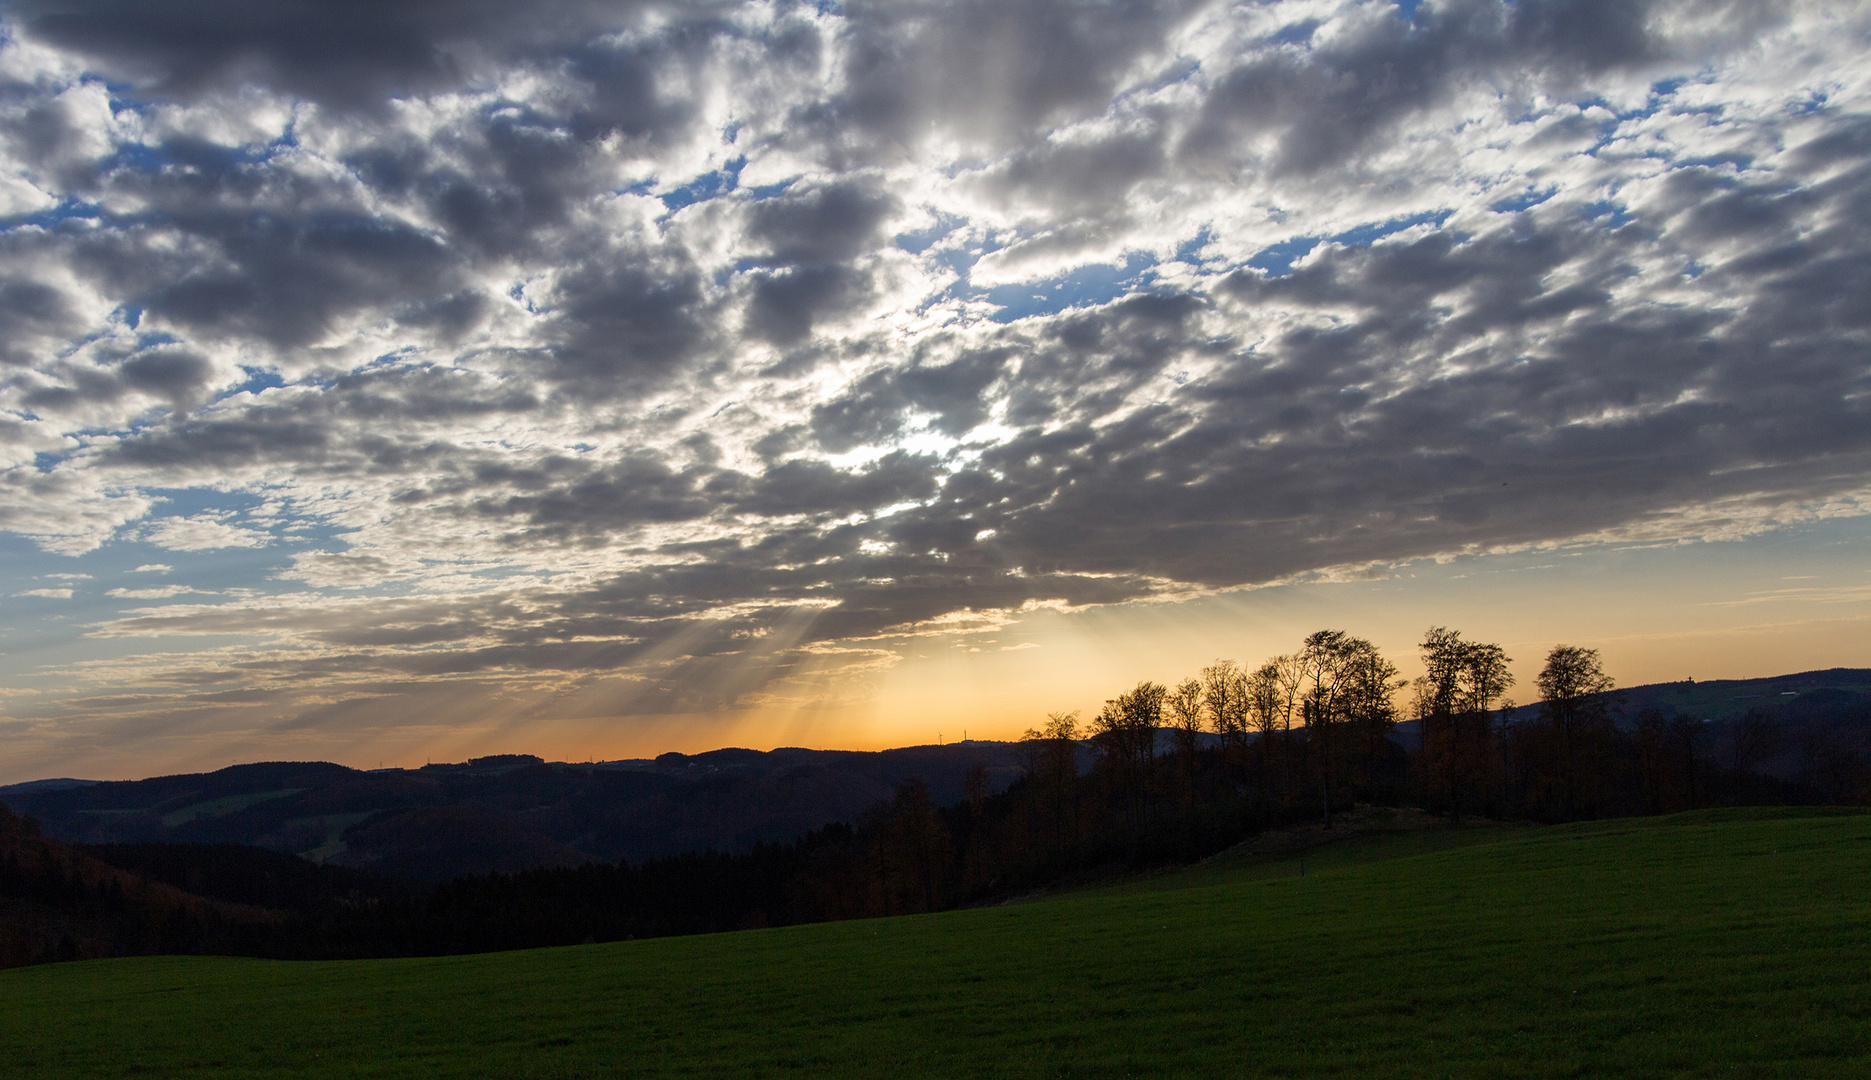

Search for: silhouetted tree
xmin=864 ymin=780 xmax=950 ymax=915
xmin=1092 ymin=681 xmax=1165 ymax=835
xmin=1534 ymin=644 xmax=1616 ymax=819
xmin=1266 ymin=652 xmax=1309 ymax=794
xmin=1291 ymin=630 xmax=1393 ymax=827
xmin=1672 ymin=714 xmax=1704 ymax=808
xmin=1203 ymin=659 xmax=1251 ymax=782
xmin=1245 ymin=660 xmax=1284 ymax=797
xmin=1339 ymin=642 xmax=1404 ymax=797
xmin=1635 ymin=707 xmax=1679 ymax=813
xmin=1167 ymin=677 xmax=1205 ymax=809
xmin=1732 ymin=708 xmax=1782 ymax=776
xmin=1416 ymin=627 xmax=1513 ymax=822
xmin=1020 ymin=711 xmax=1081 ymax=854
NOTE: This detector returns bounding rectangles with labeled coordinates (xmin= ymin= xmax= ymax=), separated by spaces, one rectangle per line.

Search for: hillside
xmin=0 ymin=742 xmax=1028 ymax=882
xmin=3 ymin=809 xmax=1867 ymax=1078
xmin=0 ymin=803 xmax=279 ymax=967
xmin=3 ymin=667 xmax=1866 ymax=889
xmin=1493 ymin=666 xmax=1871 ymax=783
xmin=1612 ymin=667 xmax=1871 ymax=722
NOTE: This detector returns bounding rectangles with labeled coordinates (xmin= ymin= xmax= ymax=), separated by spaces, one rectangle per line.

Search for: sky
xmin=0 ymin=0 xmax=1868 ymax=783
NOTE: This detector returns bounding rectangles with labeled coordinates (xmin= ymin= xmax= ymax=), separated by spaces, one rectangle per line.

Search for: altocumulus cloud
xmin=0 ymin=0 xmax=1868 ymax=744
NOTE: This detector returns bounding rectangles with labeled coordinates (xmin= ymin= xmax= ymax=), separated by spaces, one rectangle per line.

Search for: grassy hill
xmin=4 ymin=807 xmax=1868 ymax=1078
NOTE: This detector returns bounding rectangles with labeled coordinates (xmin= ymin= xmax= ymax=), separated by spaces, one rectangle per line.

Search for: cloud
xmin=13 ymin=588 xmax=72 ymax=599
xmin=5 ymin=0 xmax=698 ymax=113
xmin=139 ymin=517 xmax=272 ymax=551
xmin=105 ymin=585 xmax=205 ymax=599
xmin=130 ymin=564 xmax=173 ymax=573
xmin=0 ymin=0 xmax=1869 ymax=748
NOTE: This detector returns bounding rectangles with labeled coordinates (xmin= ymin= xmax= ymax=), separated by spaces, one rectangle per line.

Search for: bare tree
xmin=1416 ymin=626 xmax=1466 ymax=729
xmin=1732 ymin=707 xmax=1782 ymax=776
xmin=1339 ymin=642 xmax=1404 ymax=795
xmin=1091 ymin=682 xmax=1165 ymax=835
xmin=1290 ymin=630 xmax=1395 ymax=827
xmin=1020 ymin=711 xmax=1080 ymax=853
xmin=1635 ymin=706 xmax=1674 ymax=813
xmin=1416 ymin=627 xmax=1514 ymax=823
xmin=1298 ymin=631 xmax=1353 ymax=825
xmin=1266 ymin=652 xmax=1309 ymax=792
xmin=866 ymin=779 xmax=951 ymax=915
xmin=1535 ymin=645 xmax=1615 ymax=818
xmin=1167 ymin=676 xmax=1205 ymax=808
xmin=1202 ymin=660 xmax=1249 ymax=777
xmin=1246 ymin=660 xmax=1284 ymax=796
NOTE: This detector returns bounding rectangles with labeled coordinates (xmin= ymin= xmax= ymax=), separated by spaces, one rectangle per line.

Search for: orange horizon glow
xmin=12 ymin=522 xmax=1866 ymax=786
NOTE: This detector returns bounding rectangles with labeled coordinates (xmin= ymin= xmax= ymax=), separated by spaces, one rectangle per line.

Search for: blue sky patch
xmin=1490 ymin=187 xmax=1558 ymax=213
xmin=1175 ymin=227 xmax=1216 ymax=265
xmin=0 ymin=199 xmax=105 ymax=233
xmin=1248 ymin=210 xmax=1452 ymax=277
xmin=216 ymin=367 xmax=287 ymax=403
xmin=661 ymin=157 xmax=746 ymax=211
xmin=1580 ymin=200 xmax=1636 ymax=229
xmin=896 ymin=212 xmax=965 ymax=255
xmin=743 ymin=177 xmax=798 ymax=201
xmin=978 ymin=252 xmax=1158 ymax=323
xmin=1247 ymin=235 xmax=1320 ymax=277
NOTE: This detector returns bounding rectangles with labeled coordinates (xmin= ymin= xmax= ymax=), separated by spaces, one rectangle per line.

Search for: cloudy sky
xmin=2 ymin=0 xmax=1869 ymax=781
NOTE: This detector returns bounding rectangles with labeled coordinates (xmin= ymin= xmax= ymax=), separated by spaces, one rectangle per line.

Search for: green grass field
xmin=6 ymin=807 xmax=1869 ymax=1078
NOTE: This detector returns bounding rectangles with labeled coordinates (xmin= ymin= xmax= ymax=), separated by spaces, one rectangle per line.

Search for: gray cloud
xmin=146 ymin=211 xmax=459 ymax=348
xmin=1 ymin=0 xmax=1868 ymax=749
xmin=799 ymin=0 xmax=1197 ymax=157
xmin=745 ymin=265 xmax=872 ymax=346
xmin=746 ymin=181 xmax=897 ymax=265
xmin=1181 ymin=0 xmax=1788 ymax=176
xmin=545 ymin=253 xmax=715 ymax=389
xmin=6 ymin=0 xmax=695 ymax=111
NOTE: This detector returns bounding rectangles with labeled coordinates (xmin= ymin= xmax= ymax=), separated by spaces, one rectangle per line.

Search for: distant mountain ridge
xmin=3 ymin=668 xmax=1869 ymax=971
xmin=1588 ymin=667 xmax=1871 ymax=724
xmin=4 ymin=668 xmax=1866 ymax=883
xmin=0 ymin=778 xmax=99 ymax=795
xmin=0 ymin=742 xmax=1028 ymax=882
xmin=1389 ymin=669 xmax=1871 ymax=780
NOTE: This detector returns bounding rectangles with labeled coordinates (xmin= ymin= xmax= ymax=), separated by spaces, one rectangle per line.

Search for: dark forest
xmin=5 ymin=630 xmax=1869 ymax=968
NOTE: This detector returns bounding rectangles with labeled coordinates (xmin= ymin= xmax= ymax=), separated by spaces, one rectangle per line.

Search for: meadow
xmin=4 ymin=807 xmax=1867 ymax=1078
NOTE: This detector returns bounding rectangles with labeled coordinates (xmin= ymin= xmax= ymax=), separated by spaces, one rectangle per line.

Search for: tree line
xmin=6 ymin=627 xmax=1866 ymax=966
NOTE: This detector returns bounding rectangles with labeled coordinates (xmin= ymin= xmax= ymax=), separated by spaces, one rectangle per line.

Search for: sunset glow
xmin=1 ymin=0 xmax=1868 ymax=783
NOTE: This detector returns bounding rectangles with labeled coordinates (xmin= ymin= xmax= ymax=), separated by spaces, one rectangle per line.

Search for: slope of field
xmin=4 ymin=808 xmax=1868 ymax=1078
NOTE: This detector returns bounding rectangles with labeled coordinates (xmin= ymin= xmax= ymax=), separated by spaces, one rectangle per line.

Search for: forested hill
xmin=1600 ymin=668 xmax=1871 ymax=724
xmin=3 ymin=665 xmax=1870 ymax=969
xmin=0 ymin=742 xmax=1027 ymax=882
xmin=1482 ymin=667 xmax=1871 ymax=779
xmin=0 ymin=802 xmax=281 ymax=967
xmin=3 ymin=668 xmax=1867 ymax=886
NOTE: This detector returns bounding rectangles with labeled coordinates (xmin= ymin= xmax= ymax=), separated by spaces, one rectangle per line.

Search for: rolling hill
xmin=3 ymin=808 xmax=1867 ymax=1078
xmin=0 ymin=742 xmax=1029 ymax=882
xmin=3 ymin=667 xmax=1865 ymax=887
